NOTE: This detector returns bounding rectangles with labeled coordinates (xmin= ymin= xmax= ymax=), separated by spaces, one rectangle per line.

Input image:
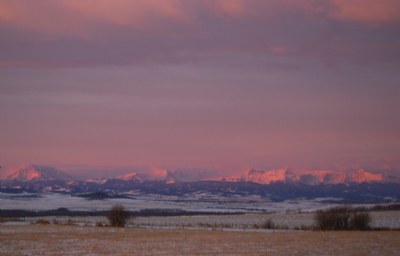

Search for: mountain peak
xmin=222 ymin=168 xmax=289 ymax=184
xmin=115 ymin=172 xmax=142 ymax=182
xmin=2 ymin=164 xmax=73 ymax=182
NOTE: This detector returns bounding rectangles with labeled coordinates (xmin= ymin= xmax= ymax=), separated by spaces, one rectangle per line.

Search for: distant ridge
xmin=0 ymin=164 xmax=394 ymax=185
xmin=220 ymin=168 xmax=383 ymax=185
xmin=2 ymin=164 xmax=73 ymax=182
xmin=0 ymin=164 xmax=399 ymax=204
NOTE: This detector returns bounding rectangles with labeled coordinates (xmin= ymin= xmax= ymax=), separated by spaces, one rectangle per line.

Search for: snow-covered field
xmin=2 ymin=193 xmax=400 ymax=255
xmin=0 ymin=192 xmax=347 ymax=212
xmin=3 ymin=211 xmax=400 ymax=231
xmin=1 ymin=225 xmax=399 ymax=256
xmin=2 ymin=192 xmax=400 ymax=230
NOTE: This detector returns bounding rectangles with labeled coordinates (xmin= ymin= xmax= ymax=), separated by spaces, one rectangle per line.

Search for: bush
xmin=107 ymin=204 xmax=130 ymax=227
xmin=315 ymin=206 xmax=351 ymax=230
xmin=314 ymin=206 xmax=371 ymax=230
xmin=35 ymin=219 xmax=50 ymax=225
xmin=262 ymin=219 xmax=275 ymax=229
xmin=351 ymin=212 xmax=371 ymax=230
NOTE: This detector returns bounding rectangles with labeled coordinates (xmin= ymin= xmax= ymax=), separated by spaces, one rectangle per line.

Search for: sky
xmin=0 ymin=0 xmax=399 ymax=176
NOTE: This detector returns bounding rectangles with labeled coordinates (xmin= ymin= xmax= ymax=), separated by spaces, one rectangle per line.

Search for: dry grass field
xmin=1 ymin=225 xmax=399 ymax=256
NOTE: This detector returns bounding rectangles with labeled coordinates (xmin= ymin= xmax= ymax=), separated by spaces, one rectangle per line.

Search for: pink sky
xmin=0 ymin=0 xmax=399 ymax=175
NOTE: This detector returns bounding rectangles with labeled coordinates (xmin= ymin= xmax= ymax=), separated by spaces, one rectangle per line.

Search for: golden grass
xmin=1 ymin=225 xmax=399 ymax=255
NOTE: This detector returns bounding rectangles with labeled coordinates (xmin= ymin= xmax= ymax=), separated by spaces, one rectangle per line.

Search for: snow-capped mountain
xmin=1 ymin=164 xmax=73 ymax=182
xmin=346 ymin=169 xmax=383 ymax=183
xmin=0 ymin=164 xmax=398 ymax=204
xmin=115 ymin=172 xmax=142 ymax=182
xmin=83 ymin=177 xmax=108 ymax=185
xmin=0 ymin=163 xmax=392 ymax=187
xmin=221 ymin=168 xmax=383 ymax=185
xmin=112 ymin=168 xmax=214 ymax=183
xmin=221 ymin=168 xmax=289 ymax=184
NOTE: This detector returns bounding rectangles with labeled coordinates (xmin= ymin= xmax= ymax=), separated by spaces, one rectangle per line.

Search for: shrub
xmin=314 ymin=206 xmax=371 ymax=231
xmin=107 ymin=204 xmax=130 ymax=227
xmin=315 ymin=206 xmax=351 ymax=230
xmin=35 ymin=219 xmax=50 ymax=225
xmin=262 ymin=219 xmax=275 ymax=229
xmin=351 ymin=212 xmax=371 ymax=230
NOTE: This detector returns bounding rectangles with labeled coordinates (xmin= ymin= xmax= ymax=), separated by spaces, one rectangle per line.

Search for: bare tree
xmin=262 ymin=219 xmax=275 ymax=229
xmin=351 ymin=212 xmax=371 ymax=230
xmin=314 ymin=206 xmax=371 ymax=230
xmin=107 ymin=204 xmax=130 ymax=227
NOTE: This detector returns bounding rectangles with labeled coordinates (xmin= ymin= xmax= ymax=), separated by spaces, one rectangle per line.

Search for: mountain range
xmin=0 ymin=164 xmax=394 ymax=185
xmin=1 ymin=164 xmax=399 ymax=204
xmin=222 ymin=168 xmax=385 ymax=185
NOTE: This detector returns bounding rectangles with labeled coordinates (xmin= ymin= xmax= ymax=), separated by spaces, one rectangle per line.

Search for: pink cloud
xmin=206 ymin=0 xmax=321 ymax=20
xmin=212 ymin=0 xmax=250 ymax=17
xmin=0 ymin=1 xmax=188 ymax=38
xmin=1 ymin=0 xmax=399 ymax=68
xmin=64 ymin=0 xmax=188 ymax=28
xmin=1 ymin=0 xmax=399 ymax=39
xmin=210 ymin=0 xmax=400 ymax=27
xmin=148 ymin=167 xmax=169 ymax=180
xmin=328 ymin=0 xmax=400 ymax=27
xmin=0 ymin=1 xmax=93 ymax=37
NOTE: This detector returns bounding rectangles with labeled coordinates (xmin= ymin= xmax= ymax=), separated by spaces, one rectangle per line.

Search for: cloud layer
xmin=1 ymin=0 xmax=399 ymax=68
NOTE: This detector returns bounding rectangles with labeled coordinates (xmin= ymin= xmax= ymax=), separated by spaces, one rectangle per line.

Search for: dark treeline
xmin=370 ymin=204 xmax=400 ymax=211
xmin=351 ymin=204 xmax=400 ymax=212
xmin=1 ymin=204 xmax=399 ymax=218
xmin=0 ymin=208 xmax=244 ymax=218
